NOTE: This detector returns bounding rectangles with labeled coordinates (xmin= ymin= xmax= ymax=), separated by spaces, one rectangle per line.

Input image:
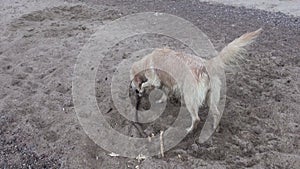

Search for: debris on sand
xmin=107 ymin=152 xmax=120 ymax=157
xmin=136 ymin=154 xmax=147 ymax=163
xmin=160 ymin=130 xmax=165 ymax=158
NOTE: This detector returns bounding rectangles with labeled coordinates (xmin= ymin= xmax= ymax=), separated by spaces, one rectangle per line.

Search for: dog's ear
xmin=132 ymin=74 xmax=143 ymax=90
xmin=134 ymin=74 xmax=142 ymax=85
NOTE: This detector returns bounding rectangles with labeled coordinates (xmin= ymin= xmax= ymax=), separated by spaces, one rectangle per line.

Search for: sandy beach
xmin=1 ymin=0 xmax=299 ymax=168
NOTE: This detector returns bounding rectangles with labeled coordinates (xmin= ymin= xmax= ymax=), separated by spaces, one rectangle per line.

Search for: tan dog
xmin=130 ymin=29 xmax=262 ymax=133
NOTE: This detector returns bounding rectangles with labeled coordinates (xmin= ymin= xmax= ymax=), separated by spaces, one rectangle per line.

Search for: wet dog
xmin=130 ymin=29 xmax=262 ymax=133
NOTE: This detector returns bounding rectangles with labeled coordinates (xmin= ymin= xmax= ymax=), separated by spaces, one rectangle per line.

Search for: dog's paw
xmin=155 ymin=99 xmax=165 ymax=104
xmin=156 ymin=94 xmax=167 ymax=104
xmin=186 ymin=127 xmax=193 ymax=133
xmin=212 ymin=114 xmax=219 ymax=130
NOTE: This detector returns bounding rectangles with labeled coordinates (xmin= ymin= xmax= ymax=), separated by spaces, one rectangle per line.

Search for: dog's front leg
xmin=183 ymin=79 xmax=209 ymax=133
xmin=184 ymin=95 xmax=201 ymax=133
xmin=207 ymin=76 xmax=222 ymax=130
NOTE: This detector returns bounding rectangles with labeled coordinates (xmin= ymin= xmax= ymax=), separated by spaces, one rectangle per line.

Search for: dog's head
xmin=130 ymin=64 xmax=146 ymax=94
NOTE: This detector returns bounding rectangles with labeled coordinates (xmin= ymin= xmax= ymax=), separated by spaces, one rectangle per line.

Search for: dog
xmin=130 ymin=28 xmax=262 ymax=133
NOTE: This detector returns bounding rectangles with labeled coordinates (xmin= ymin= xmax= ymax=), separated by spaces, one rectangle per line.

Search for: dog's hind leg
xmin=207 ymin=76 xmax=222 ymax=130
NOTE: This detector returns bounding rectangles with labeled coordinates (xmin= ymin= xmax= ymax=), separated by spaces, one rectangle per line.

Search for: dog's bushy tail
xmin=208 ymin=28 xmax=262 ymax=69
xmin=200 ymin=29 xmax=262 ymax=136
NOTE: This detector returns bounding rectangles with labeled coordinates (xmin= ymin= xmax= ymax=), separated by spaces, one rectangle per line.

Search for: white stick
xmin=160 ymin=130 xmax=164 ymax=157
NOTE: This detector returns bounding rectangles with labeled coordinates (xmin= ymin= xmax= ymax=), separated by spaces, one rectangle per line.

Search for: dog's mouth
xmin=135 ymin=88 xmax=143 ymax=96
xmin=129 ymin=81 xmax=143 ymax=96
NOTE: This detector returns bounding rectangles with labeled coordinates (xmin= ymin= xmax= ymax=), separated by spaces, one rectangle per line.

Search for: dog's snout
xmin=130 ymin=81 xmax=142 ymax=95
